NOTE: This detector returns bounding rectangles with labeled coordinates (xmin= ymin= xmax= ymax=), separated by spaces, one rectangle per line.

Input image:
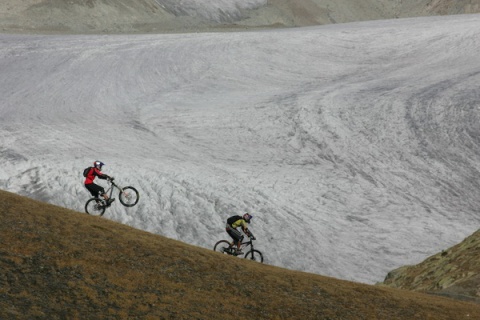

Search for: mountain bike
xmin=213 ymin=236 xmax=263 ymax=263
xmin=85 ymin=179 xmax=139 ymax=216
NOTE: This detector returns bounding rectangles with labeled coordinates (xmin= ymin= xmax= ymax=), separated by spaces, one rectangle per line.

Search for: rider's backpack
xmin=83 ymin=167 xmax=93 ymax=177
xmin=227 ymin=215 xmax=242 ymax=226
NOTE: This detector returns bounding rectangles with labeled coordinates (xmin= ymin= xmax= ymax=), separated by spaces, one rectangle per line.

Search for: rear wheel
xmin=214 ymin=240 xmax=232 ymax=254
xmin=85 ymin=198 xmax=106 ymax=216
xmin=244 ymin=250 xmax=263 ymax=263
xmin=119 ymin=186 xmax=139 ymax=207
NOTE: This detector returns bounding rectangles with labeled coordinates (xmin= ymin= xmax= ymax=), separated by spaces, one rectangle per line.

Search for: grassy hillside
xmin=382 ymin=229 xmax=480 ymax=303
xmin=1 ymin=190 xmax=480 ymax=319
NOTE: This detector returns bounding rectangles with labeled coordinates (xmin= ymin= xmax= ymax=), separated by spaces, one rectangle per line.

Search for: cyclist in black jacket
xmin=225 ymin=213 xmax=254 ymax=255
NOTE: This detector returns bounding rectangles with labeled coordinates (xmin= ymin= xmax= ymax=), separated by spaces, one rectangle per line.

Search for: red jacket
xmin=84 ymin=167 xmax=109 ymax=185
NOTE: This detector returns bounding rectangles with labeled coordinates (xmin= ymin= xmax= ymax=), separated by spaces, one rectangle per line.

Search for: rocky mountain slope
xmin=382 ymin=229 xmax=480 ymax=303
xmin=1 ymin=0 xmax=480 ymax=34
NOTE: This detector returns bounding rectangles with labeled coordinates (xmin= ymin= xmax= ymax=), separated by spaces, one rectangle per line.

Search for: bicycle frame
xmin=85 ymin=179 xmax=139 ymax=215
xmin=213 ymin=237 xmax=263 ymax=262
xmin=226 ymin=239 xmax=255 ymax=256
xmin=102 ymin=180 xmax=122 ymax=199
xmin=239 ymin=239 xmax=255 ymax=251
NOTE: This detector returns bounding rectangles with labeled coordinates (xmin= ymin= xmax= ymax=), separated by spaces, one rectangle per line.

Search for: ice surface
xmin=2 ymin=14 xmax=480 ymax=283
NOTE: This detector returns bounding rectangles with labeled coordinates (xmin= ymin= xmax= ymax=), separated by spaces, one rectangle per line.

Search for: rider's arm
xmin=241 ymin=223 xmax=255 ymax=239
xmin=241 ymin=223 xmax=251 ymax=237
xmin=102 ymin=174 xmax=114 ymax=181
xmin=94 ymin=168 xmax=110 ymax=180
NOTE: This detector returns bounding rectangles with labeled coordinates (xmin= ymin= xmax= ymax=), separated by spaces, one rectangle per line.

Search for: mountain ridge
xmin=1 ymin=0 xmax=480 ymax=34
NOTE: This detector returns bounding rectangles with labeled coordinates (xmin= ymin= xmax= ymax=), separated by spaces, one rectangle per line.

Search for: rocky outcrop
xmin=382 ymin=229 xmax=480 ymax=302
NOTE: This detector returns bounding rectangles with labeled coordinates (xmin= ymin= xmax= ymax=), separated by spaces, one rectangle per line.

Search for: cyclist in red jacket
xmin=84 ymin=160 xmax=115 ymax=206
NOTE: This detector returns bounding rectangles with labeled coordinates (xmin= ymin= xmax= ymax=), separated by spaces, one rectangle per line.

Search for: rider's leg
xmin=92 ymin=184 xmax=110 ymax=202
xmin=102 ymin=192 xmax=116 ymax=206
xmin=234 ymin=238 xmax=244 ymax=255
xmin=237 ymin=235 xmax=244 ymax=250
xmin=87 ymin=183 xmax=113 ymax=205
xmin=227 ymin=228 xmax=242 ymax=250
xmin=227 ymin=228 xmax=244 ymax=252
xmin=86 ymin=183 xmax=104 ymax=202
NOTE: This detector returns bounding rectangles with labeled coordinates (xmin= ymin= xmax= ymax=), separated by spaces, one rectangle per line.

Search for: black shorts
xmin=85 ymin=183 xmax=105 ymax=198
xmin=226 ymin=225 xmax=243 ymax=243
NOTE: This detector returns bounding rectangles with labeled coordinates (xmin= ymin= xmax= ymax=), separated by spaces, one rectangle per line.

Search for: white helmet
xmin=93 ymin=160 xmax=105 ymax=170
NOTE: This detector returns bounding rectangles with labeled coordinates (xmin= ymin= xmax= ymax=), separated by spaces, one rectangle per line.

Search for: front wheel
xmin=119 ymin=186 xmax=139 ymax=207
xmin=245 ymin=250 xmax=263 ymax=263
xmin=213 ymin=240 xmax=232 ymax=254
xmin=85 ymin=198 xmax=106 ymax=216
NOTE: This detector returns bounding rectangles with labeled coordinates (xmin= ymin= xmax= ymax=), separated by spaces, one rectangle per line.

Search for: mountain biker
xmin=226 ymin=213 xmax=255 ymax=255
xmin=84 ymin=160 xmax=115 ymax=206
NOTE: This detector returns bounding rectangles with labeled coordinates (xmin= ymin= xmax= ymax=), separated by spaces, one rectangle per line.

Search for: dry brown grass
xmin=1 ymin=189 xmax=480 ymax=319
